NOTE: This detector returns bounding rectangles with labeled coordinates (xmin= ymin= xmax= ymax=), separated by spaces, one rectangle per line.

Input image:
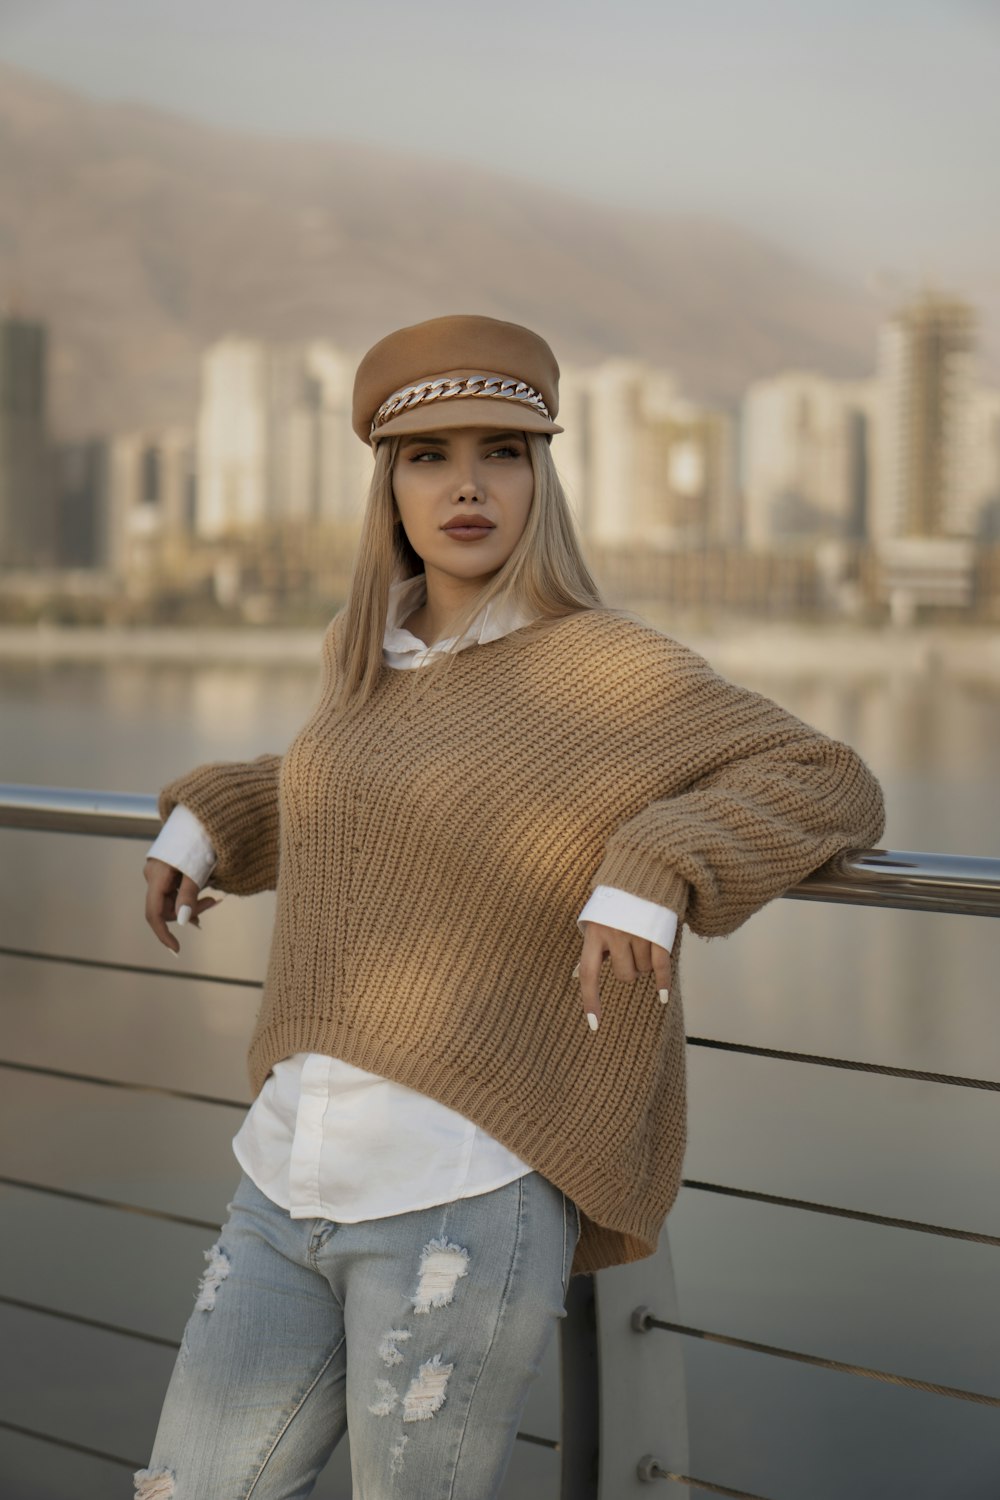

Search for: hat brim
xmin=371 ymin=398 xmax=563 ymax=447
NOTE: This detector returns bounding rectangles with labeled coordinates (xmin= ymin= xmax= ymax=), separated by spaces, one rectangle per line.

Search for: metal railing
xmin=2 ymin=783 xmax=1000 ymax=1499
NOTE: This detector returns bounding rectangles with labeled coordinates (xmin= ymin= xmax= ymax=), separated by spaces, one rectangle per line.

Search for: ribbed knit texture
xmin=158 ymin=608 xmax=885 ymax=1274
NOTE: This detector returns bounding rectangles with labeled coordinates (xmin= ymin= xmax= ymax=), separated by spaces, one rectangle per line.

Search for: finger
xmin=629 ymin=936 xmax=654 ymax=974
xmin=607 ymin=932 xmax=640 ymax=985
xmin=575 ymin=929 xmax=605 ymax=1033
xmin=144 ymin=862 xmax=182 ymax=953
xmin=188 ymin=893 xmax=225 ymax=931
xmin=174 ymin=875 xmax=203 ymax=928
xmin=652 ymin=944 xmax=673 ymax=1004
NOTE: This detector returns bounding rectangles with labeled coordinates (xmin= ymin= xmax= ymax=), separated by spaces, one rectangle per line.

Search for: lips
xmin=442 ymin=517 xmax=495 ymax=530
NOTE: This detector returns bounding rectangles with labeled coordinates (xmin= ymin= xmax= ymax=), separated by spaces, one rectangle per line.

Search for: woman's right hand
xmin=144 ymin=857 xmax=224 ymax=954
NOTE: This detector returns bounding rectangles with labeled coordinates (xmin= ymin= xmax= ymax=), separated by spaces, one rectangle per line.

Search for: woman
xmin=139 ymin=314 xmax=885 ymax=1499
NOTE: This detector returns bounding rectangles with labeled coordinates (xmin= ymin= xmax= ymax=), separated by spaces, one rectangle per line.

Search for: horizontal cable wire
xmin=0 ymin=1302 xmax=554 ymax=1453
xmin=645 ymin=1317 xmax=1000 ymax=1407
xmin=5 ymin=947 xmax=998 ymax=1093
xmin=0 ymin=1412 xmax=551 ymax=1466
xmin=682 ymin=1178 xmax=1000 ymax=1248
xmin=11 ymin=1144 xmax=997 ymax=1257
xmin=0 ymin=1417 xmax=140 ymax=1470
xmin=0 ymin=1057 xmax=248 ymax=1111
xmin=0 ymin=1411 xmax=765 ymax=1496
xmin=4 ymin=946 xmax=999 ymax=1093
xmin=648 ymin=1466 xmax=773 ymax=1498
xmin=5 ymin=1087 xmax=998 ymax=1248
xmin=687 ymin=1035 xmax=1000 ymax=1093
xmin=0 ymin=1174 xmax=221 ymax=1232
xmin=0 ymin=1410 xmax=554 ymax=1470
xmin=515 ymin=1431 xmax=559 ymax=1450
xmin=0 ymin=1293 xmax=180 ymax=1349
xmin=0 ymin=944 xmax=261 ymax=989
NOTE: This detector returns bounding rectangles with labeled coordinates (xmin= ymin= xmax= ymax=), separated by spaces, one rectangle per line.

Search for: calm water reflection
xmin=1 ymin=644 xmax=999 ymax=1498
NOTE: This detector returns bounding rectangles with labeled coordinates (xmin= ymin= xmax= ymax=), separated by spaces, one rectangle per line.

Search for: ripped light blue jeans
xmin=135 ymin=1170 xmax=580 ymax=1500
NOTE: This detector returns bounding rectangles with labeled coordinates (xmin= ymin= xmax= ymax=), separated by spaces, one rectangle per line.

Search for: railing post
xmin=593 ymin=1227 xmax=690 ymax=1497
xmin=560 ymin=1272 xmax=600 ymax=1499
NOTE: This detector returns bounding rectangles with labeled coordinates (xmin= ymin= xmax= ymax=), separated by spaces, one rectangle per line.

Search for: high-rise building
xmin=643 ymin=398 xmax=738 ymax=549
xmin=300 ymin=343 xmax=373 ymax=527
xmin=107 ymin=428 xmax=194 ymax=581
xmin=196 ymin=337 xmax=372 ymax=540
xmin=550 ymin=365 xmax=591 ymax=530
xmin=741 ymin=372 xmax=873 ymax=550
xmin=55 ymin=439 xmax=109 ymax=567
xmin=872 ymin=290 xmax=978 ymax=540
xmin=196 ymin=338 xmax=269 ymax=537
xmin=0 ymin=315 xmax=53 ymax=568
xmin=555 ymin=359 xmax=736 ymax=548
xmin=966 ymin=384 xmax=1000 ymax=541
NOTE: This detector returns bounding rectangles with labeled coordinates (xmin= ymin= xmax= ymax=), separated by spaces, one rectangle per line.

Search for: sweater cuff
xmin=156 ymin=752 xmax=282 ymax=896
xmin=589 ymin=849 xmax=691 ymax=928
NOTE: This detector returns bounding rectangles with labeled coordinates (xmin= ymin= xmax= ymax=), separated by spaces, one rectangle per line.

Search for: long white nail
xmin=659 ymin=988 xmax=670 ymax=1005
xmin=587 ymin=1012 xmax=599 ymax=1032
xmin=177 ymin=905 xmax=192 ymax=926
xmin=572 ymin=963 xmax=580 ymax=979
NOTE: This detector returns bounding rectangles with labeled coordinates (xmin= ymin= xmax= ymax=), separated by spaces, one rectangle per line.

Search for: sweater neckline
xmin=374 ymin=607 xmax=598 ymax=686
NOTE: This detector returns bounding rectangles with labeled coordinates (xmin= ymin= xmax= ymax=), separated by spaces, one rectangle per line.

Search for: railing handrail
xmin=2 ymin=781 xmax=999 ymax=919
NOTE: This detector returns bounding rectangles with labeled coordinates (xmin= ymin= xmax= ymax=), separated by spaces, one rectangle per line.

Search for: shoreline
xmin=1 ymin=619 xmax=999 ymax=682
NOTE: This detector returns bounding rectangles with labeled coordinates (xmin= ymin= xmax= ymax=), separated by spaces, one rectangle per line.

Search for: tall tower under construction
xmin=874 ymin=290 xmax=977 ymax=539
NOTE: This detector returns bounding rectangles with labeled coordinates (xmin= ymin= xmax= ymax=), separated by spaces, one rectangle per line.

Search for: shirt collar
xmin=385 ymin=575 xmax=534 ymax=657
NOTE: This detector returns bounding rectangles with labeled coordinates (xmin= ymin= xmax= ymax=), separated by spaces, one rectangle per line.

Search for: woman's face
xmin=391 ymin=426 xmax=534 ymax=586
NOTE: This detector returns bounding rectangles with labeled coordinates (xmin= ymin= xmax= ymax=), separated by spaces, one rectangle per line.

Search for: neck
xmin=408 ymin=567 xmax=493 ymax=646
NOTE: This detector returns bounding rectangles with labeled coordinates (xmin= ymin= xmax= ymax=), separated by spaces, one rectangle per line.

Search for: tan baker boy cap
xmin=353 ymin=314 xmax=563 ymax=447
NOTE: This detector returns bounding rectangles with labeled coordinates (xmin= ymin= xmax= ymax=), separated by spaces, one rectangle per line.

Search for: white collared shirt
xmin=148 ymin=576 xmax=677 ymax=1221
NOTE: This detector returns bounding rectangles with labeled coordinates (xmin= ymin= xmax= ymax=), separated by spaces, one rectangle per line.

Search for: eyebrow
xmin=399 ymin=431 xmax=525 ymax=448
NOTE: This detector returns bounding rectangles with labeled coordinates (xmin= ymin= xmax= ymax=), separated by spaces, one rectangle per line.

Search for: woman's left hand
xmin=574 ymin=923 xmax=672 ymax=1033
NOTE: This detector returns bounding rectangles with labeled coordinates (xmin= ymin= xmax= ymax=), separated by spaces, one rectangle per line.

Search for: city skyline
xmin=5 ymin=283 xmax=999 ymax=625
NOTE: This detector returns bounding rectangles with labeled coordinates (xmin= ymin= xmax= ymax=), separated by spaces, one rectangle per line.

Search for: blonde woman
xmin=138 ymin=315 xmax=885 ymax=1499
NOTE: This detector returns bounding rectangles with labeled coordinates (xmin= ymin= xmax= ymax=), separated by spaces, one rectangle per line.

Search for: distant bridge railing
xmin=1 ymin=783 xmax=999 ymax=1499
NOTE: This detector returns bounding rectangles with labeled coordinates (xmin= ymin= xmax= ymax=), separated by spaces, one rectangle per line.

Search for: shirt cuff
xmin=146 ymin=804 xmax=218 ymax=888
xmin=578 ymin=885 xmax=678 ymax=952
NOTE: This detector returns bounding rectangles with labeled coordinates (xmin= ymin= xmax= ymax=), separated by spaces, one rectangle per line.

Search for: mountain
xmin=0 ymin=60 xmax=889 ymax=439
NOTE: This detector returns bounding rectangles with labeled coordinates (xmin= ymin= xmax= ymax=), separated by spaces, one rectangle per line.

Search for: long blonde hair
xmin=331 ymin=432 xmax=613 ymax=717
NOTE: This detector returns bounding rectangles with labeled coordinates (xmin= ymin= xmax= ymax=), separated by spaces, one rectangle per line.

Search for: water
xmin=1 ymin=642 xmax=999 ymax=1498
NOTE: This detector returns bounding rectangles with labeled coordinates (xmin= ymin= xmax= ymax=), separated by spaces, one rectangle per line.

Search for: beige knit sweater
xmin=158 ymin=607 xmax=885 ymax=1274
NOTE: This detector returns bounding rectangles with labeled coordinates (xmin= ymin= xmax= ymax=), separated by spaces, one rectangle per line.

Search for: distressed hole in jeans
xmin=368 ymin=1378 xmax=400 ymax=1418
xmin=390 ymin=1433 xmax=409 ymax=1476
xmin=402 ymin=1353 xmax=454 ymax=1422
xmin=194 ymin=1239 xmax=230 ymax=1312
xmin=378 ymin=1327 xmax=412 ymax=1367
xmin=133 ymin=1468 xmax=176 ymax=1499
xmin=411 ymin=1238 xmax=469 ymax=1314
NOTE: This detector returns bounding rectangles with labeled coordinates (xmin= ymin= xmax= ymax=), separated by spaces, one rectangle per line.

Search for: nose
xmin=453 ymin=466 xmax=485 ymax=504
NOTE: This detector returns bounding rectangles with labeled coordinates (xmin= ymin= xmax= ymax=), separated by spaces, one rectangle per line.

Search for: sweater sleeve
xmin=589 ymin=638 xmax=886 ymax=939
xmin=156 ymin=752 xmax=283 ymax=896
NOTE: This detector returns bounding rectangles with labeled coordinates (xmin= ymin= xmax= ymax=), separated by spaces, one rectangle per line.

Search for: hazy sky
xmin=2 ymin=0 xmax=998 ymax=314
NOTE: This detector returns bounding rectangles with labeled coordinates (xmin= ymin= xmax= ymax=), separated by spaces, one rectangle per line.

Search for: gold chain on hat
xmin=371 ymin=374 xmax=551 ymax=439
